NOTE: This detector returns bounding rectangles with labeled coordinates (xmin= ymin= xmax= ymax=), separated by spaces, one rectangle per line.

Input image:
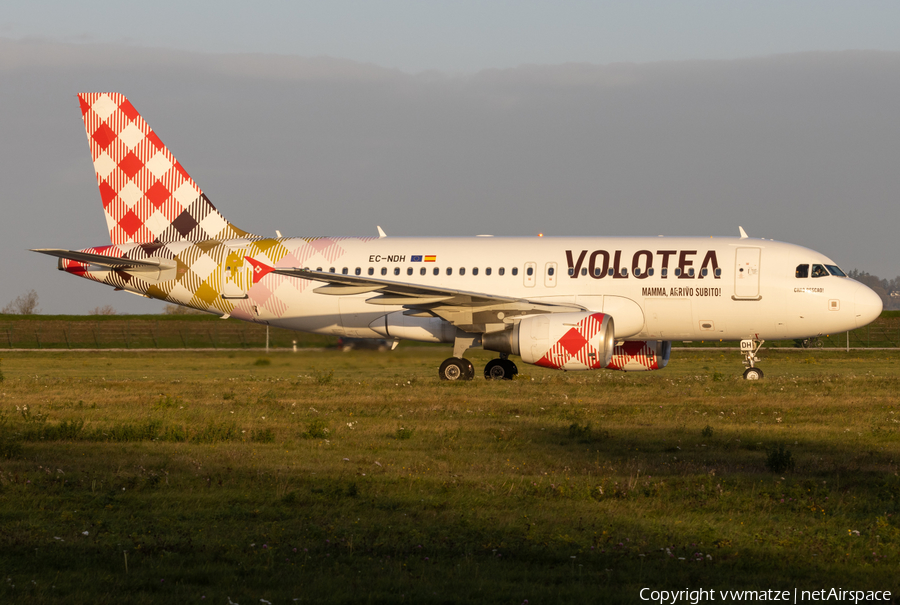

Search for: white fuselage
xmin=212 ymin=235 xmax=881 ymax=342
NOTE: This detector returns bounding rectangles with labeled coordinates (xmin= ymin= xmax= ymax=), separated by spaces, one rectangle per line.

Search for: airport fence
xmin=1 ymin=312 xmax=897 ymax=350
xmin=0 ymin=315 xmax=337 ymax=350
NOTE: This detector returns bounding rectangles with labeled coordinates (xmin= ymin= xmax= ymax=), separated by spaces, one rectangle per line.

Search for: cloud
xmin=2 ymin=39 xmax=898 ymax=313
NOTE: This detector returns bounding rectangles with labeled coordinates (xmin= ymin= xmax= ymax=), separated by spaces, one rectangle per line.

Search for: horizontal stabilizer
xmin=31 ymin=248 xmax=176 ymax=271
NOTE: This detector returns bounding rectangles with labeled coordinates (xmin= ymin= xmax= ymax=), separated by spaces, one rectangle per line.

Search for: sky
xmin=1 ymin=2 xmax=899 ymax=314
xmin=6 ymin=1 xmax=900 ymax=73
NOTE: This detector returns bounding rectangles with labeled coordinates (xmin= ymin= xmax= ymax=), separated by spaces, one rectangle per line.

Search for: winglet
xmin=738 ymin=226 xmax=749 ymax=239
xmin=377 ymin=226 xmax=387 ymax=238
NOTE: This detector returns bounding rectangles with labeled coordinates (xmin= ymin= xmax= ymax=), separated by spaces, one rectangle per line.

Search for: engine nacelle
xmin=483 ymin=312 xmax=615 ymax=370
xmin=605 ymin=340 xmax=671 ymax=371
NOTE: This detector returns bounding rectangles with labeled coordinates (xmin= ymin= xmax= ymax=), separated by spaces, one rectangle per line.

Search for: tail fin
xmin=78 ymin=92 xmax=251 ymax=245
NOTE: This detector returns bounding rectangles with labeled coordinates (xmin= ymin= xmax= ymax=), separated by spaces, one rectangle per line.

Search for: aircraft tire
xmin=484 ymin=359 xmax=518 ymax=380
xmin=439 ymin=358 xmax=473 ymax=381
xmin=742 ymin=367 xmax=764 ymax=381
xmin=504 ymin=359 xmax=519 ymax=378
xmin=461 ymin=358 xmax=475 ymax=380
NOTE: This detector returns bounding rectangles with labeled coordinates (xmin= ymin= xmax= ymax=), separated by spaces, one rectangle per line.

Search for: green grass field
xmin=0 ymin=348 xmax=897 ymax=603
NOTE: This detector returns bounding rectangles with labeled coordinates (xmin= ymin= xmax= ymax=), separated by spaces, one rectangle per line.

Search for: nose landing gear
xmin=740 ymin=337 xmax=765 ymax=380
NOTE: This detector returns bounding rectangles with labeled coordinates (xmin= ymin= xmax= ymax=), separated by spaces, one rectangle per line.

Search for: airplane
xmin=34 ymin=93 xmax=883 ymax=381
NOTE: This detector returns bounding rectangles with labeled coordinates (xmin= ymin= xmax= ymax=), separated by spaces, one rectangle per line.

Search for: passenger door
xmin=734 ymin=247 xmax=761 ymax=299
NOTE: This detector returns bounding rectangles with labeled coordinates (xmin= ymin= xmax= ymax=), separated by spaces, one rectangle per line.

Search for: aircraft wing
xmin=31 ymin=249 xmax=176 ymax=270
xmin=273 ymin=267 xmax=585 ymax=332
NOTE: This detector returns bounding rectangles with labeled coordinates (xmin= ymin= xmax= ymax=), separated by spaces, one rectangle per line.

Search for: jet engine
xmin=482 ymin=312 xmax=615 ymax=370
xmin=605 ymin=340 xmax=671 ymax=371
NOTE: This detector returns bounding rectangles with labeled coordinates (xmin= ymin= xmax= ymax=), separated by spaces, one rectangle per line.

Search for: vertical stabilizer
xmin=78 ymin=92 xmax=250 ymax=245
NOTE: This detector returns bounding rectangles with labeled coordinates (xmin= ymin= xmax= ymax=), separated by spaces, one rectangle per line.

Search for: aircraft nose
xmin=854 ymin=281 xmax=883 ymax=328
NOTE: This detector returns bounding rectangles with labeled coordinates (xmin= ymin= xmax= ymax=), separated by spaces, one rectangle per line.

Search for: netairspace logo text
xmin=639 ymin=588 xmax=892 ymax=604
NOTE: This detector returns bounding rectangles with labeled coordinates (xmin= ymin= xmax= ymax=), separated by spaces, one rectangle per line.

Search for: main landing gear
xmin=740 ymin=337 xmax=765 ymax=380
xmin=438 ymin=357 xmax=475 ymax=381
xmin=437 ymin=357 xmax=518 ymax=381
xmin=438 ymin=333 xmax=518 ymax=381
xmin=484 ymin=356 xmax=518 ymax=380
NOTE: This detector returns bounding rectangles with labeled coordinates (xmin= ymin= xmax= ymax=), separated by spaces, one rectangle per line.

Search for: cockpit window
xmin=811 ymin=264 xmax=828 ymax=278
xmin=795 ymin=264 xmax=809 ymax=278
xmin=826 ymin=265 xmax=846 ymax=277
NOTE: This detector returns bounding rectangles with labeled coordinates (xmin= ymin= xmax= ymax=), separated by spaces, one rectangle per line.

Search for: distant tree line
xmin=848 ymin=270 xmax=900 ymax=310
xmin=3 ymin=272 xmax=899 ymax=316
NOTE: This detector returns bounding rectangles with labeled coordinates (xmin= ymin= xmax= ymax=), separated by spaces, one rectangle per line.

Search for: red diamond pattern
xmin=91 ymin=123 xmax=116 ymax=150
xmin=145 ymin=181 xmax=170 ymax=209
xmin=78 ymin=92 xmax=240 ymax=245
xmin=535 ymin=313 xmax=608 ymax=370
xmin=557 ymin=328 xmax=588 ymax=356
xmin=118 ymin=152 xmax=143 ymax=179
xmin=98 ymin=181 xmax=117 ymax=208
xmin=118 ymin=210 xmax=143 ymax=238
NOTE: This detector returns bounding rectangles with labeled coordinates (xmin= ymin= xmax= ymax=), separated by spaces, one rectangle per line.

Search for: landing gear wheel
xmin=439 ymin=358 xmax=474 ymax=381
xmin=462 ymin=358 xmax=475 ymax=379
xmin=484 ymin=358 xmax=518 ymax=380
xmin=504 ymin=359 xmax=518 ymax=379
xmin=743 ymin=367 xmax=764 ymax=381
xmin=740 ymin=337 xmax=765 ymax=380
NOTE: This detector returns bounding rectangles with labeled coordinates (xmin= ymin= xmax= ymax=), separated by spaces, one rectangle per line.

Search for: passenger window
xmin=811 ymin=264 xmax=828 ymax=278
xmin=459 ymin=267 xmax=466 ymax=276
xmin=700 ymin=268 xmax=707 ymax=277
xmin=446 ymin=267 xmax=453 ymax=276
xmin=674 ymin=268 xmax=682 ymax=277
xmin=485 ymin=268 xmax=492 ymax=276
xmin=568 ymin=267 xmax=575 ymax=276
xmin=368 ymin=267 xmax=374 ymax=276
xmin=795 ymin=264 xmax=809 ymax=278
xmin=407 ymin=267 xmax=413 ymax=276
xmin=316 ymin=267 xmax=322 ymax=272
xmin=581 ymin=268 xmax=587 ymax=276
xmin=512 ymin=267 xmax=518 ymax=276
xmin=526 ymin=267 xmax=533 ymax=276
xmin=341 ymin=267 xmax=348 ymax=275
xmin=608 ymin=268 xmax=614 ymax=277
xmin=621 ymin=268 xmax=628 ymax=277
xmin=381 ymin=267 xmax=387 ymax=276
xmin=394 ymin=267 xmax=400 ymax=276
xmin=433 ymin=267 xmax=439 ymax=276
xmin=329 ymin=267 xmax=335 ymax=273
xmin=499 ymin=267 xmax=505 ymax=276
xmin=594 ymin=268 xmax=601 ymax=277
xmin=714 ymin=268 xmax=721 ymax=277
xmin=473 ymin=268 xmax=479 ymax=276
xmin=648 ymin=268 xmax=654 ymax=276
xmin=355 ymin=267 xmax=361 ymax=276
xmin=547 ymin=267 xmax=554 ymax=276
xmin=661 ymin=268 xmax=667 ymax=277
xmin=420 ymin=267 xmax=426 ymax=276
xmin=687 ymin=268 xmax=694 ymax=277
